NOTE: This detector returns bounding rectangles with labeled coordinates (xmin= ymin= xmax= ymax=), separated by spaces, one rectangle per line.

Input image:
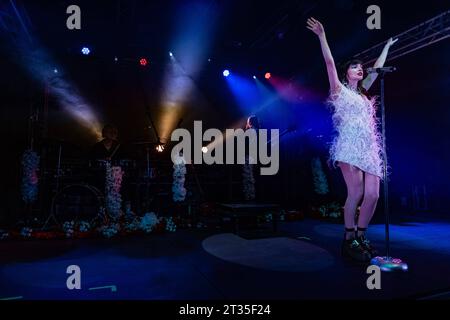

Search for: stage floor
xmin=1 ymin=218 xmax=450 ymax=300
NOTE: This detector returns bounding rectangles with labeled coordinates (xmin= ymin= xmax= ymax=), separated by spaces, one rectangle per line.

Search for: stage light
xmin=10 ymin=18 xmax=102 ymax=141
xmin=265 ymin=72 xmax=271 ymax=79
xmin=223 ymin=70 xmax=230 ymax=77
xmin=208 ymin=58 xmax=212 ymax=62
xmin=156 ymin=144 xmax=164 ymax=152
xmin=169 ymin=52 xmax=174 ymax=57
xmin=114 ymin=56 xmax=118 ymax=62
xmin=253 ymin=75 xmax=257 ymax=79
xmin=81 ymin=47 xmax=90 ymax=55
xmin=201 ymin=146 xmax=208 ymax=153
xmin=140 ymin=58 xmax=148 ymax=66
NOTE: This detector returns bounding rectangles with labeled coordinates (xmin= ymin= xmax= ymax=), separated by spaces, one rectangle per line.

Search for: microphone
xmin=365 ymin=66 xmax=397 ymax=74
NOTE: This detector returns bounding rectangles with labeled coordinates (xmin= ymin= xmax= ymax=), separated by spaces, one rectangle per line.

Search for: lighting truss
xmin=353 ymin=10 xmax=450 ymax=66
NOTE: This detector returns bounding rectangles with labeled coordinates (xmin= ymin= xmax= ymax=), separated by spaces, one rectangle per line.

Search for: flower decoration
xmin=165 ymin=217 xmax=177 ymax=232
xmin=21 ymin=150 xmax=40 ymax=203
xmin=62 ymin=221 xmax=75 ymax=238
xmin=20 ymin=227 xmax=33 ymax=238
xmin=140 ymin=212 xmax=160 ymax=233
xmin=105 ymin=163 xmax=124 ymax=220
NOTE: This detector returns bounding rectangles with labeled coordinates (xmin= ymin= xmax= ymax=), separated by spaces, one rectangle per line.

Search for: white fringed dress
xmin=328 ymin=83 xmax=384 ymax=179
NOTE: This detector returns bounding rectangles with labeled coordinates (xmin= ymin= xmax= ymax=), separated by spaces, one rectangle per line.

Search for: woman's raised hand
xmin=385 ymin=37 xmax=398 ymax=48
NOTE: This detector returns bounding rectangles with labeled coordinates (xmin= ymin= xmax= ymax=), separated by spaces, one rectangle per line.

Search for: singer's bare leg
xmin=357 ymin=173 xmax=380 ymax=233
xmin=339 ymin=162 xmax=363 ymax=240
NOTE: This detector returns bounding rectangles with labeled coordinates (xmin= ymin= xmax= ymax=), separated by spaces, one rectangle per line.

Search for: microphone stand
xmin=369 ymin=67 xmax=408 ymax=272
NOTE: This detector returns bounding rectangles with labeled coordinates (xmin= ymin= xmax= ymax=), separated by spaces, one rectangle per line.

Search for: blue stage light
xmin=81 ymin=47 xmax=90 ymax=55
xmin=223 ymin=70 xmax=230 ymax=77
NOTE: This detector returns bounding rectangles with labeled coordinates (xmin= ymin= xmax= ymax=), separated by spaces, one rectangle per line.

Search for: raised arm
xmin=362 ymin=37 xmax=398 ymax=91
xmin=307 ymin=17 xmax=341 ymax=94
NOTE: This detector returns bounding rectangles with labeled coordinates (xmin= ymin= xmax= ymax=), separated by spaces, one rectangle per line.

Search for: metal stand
xmin=370 ymin=69 xmax=408 ymax=272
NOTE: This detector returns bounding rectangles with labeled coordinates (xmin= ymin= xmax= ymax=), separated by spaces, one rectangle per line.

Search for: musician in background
xmin=88 ymin=124 xmax=121 ymax=200
xmin=91 ymin=124 xmax=121 ymax=160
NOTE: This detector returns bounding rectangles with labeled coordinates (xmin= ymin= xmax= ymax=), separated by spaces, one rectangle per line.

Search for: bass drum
xmin=50 ymin=184 xmax=105 ymax=224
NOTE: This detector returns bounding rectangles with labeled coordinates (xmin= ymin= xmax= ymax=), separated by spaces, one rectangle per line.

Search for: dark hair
xmin=246 ymin=115 xmax=260 ymax=130
xmin=340 ymin=59 xmax=368 ymax=96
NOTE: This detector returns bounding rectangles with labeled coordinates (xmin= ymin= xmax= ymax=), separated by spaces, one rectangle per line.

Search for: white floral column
xmin=172 ymin=153 xmax=187 ymax=202
xmin=105 ymin=162 xmax=124 ymax=220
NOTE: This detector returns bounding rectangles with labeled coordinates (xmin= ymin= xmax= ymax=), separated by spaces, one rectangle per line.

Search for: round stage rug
xmin=202 ymin=233 xmax=334 ymax=272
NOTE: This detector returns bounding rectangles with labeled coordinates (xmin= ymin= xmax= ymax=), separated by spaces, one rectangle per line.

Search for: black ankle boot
xmin=341 ymin=228 xmax=371 ymax=262
xmin=356 ymin=227 xmax=378 ymax=258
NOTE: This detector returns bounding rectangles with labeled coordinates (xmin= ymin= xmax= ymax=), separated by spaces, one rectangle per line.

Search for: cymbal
xmin=40 ymin=137 xmax=81 ymax=148
xmin=131 ymin=141 xmax=160 ymax=145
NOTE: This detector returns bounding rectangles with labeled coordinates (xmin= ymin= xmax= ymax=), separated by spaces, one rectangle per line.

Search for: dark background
xmin=1 ymin=0 xmax=449 ymax=225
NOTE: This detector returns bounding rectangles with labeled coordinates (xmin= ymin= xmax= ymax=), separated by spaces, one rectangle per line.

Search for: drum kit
xmin=40 ymin=138 xmax=164 ymax=229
